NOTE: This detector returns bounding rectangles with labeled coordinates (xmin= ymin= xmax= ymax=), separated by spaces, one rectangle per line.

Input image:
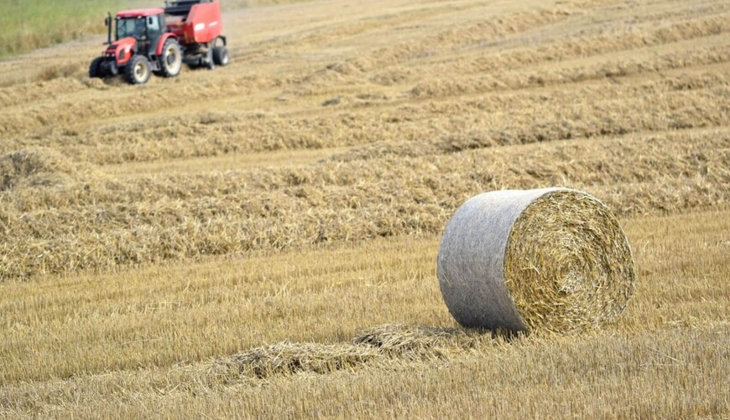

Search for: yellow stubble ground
xmin=1 ymin=0 xmax=729 ymax=417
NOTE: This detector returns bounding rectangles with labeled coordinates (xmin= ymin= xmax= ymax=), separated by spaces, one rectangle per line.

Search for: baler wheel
xmin=212 ymin=46 xmax=230 ymax=66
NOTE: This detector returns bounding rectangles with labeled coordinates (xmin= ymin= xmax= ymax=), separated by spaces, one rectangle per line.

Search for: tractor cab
xmin=107 ymin=9 xmax=166 ymax=59
xmin=114 ymin=9 xmax=165 ymax=42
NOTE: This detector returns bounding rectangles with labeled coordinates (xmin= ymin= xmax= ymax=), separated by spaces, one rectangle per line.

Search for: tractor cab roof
xmin=116 ymin=8 xmax=165 ymax=19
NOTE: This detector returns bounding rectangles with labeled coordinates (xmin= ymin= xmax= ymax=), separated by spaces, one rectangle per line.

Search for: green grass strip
xmin=0 ymin=0 xmax=152 ymax=58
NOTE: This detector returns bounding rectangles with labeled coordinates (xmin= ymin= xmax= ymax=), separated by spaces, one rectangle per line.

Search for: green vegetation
xmin=0 ymin=0 xmax=153 ymax=58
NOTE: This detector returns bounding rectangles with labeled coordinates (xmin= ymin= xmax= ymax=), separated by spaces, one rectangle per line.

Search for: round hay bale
xmin=437 ymin=188 xmax=635 ymax=333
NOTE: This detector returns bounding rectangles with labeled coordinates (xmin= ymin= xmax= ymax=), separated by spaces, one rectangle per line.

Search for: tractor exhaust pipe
xmin=105 ymin=12 xmax=112 ymax=45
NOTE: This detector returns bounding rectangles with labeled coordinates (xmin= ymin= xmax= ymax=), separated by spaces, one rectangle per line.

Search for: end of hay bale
xmin=437 ymin=188 xmax=635 ymax=334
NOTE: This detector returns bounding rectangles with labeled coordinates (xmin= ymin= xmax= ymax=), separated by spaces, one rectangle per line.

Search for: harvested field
xmin=1 ymin=0 xmax=729 ymax=417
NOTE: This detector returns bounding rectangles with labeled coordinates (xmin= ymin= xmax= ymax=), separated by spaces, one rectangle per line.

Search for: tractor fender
xmin=107 ymin=36 xmax=137 ymax=66
xmin=156 ymin=33 xmax=179 ymax=56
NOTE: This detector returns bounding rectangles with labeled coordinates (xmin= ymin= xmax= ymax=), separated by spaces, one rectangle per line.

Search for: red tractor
xmin=89 ymin=0 xmax=229 ymax=84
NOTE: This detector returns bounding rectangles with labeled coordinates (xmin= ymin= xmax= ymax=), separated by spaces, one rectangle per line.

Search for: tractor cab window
xmin=147 ymin=15 xmax=161 ymax=34
xmin=116 ymin=17 xmax=147 ymax=40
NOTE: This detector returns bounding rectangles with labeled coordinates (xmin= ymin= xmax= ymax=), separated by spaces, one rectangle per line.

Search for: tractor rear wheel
xmin=160 ymin=38 xmax=183 ymax=77
xmin=212 ymin=46 xmax=229 ymax=67
xmin=89 ymin=57 xmax=105 ymax=78
xmin=125 ymin=55 xmax=151 ymax=85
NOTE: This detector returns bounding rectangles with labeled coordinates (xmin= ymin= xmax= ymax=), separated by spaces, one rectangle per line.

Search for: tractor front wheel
xmin=125 ymin=55 xmax=151 ymax=85
xmin=160 ymin=38 xmax=182 ymax=77
xmin=89 ymin=57 xmax=105 ymax=78
xmin=212 ymin=46 xmax=229 ymax=67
